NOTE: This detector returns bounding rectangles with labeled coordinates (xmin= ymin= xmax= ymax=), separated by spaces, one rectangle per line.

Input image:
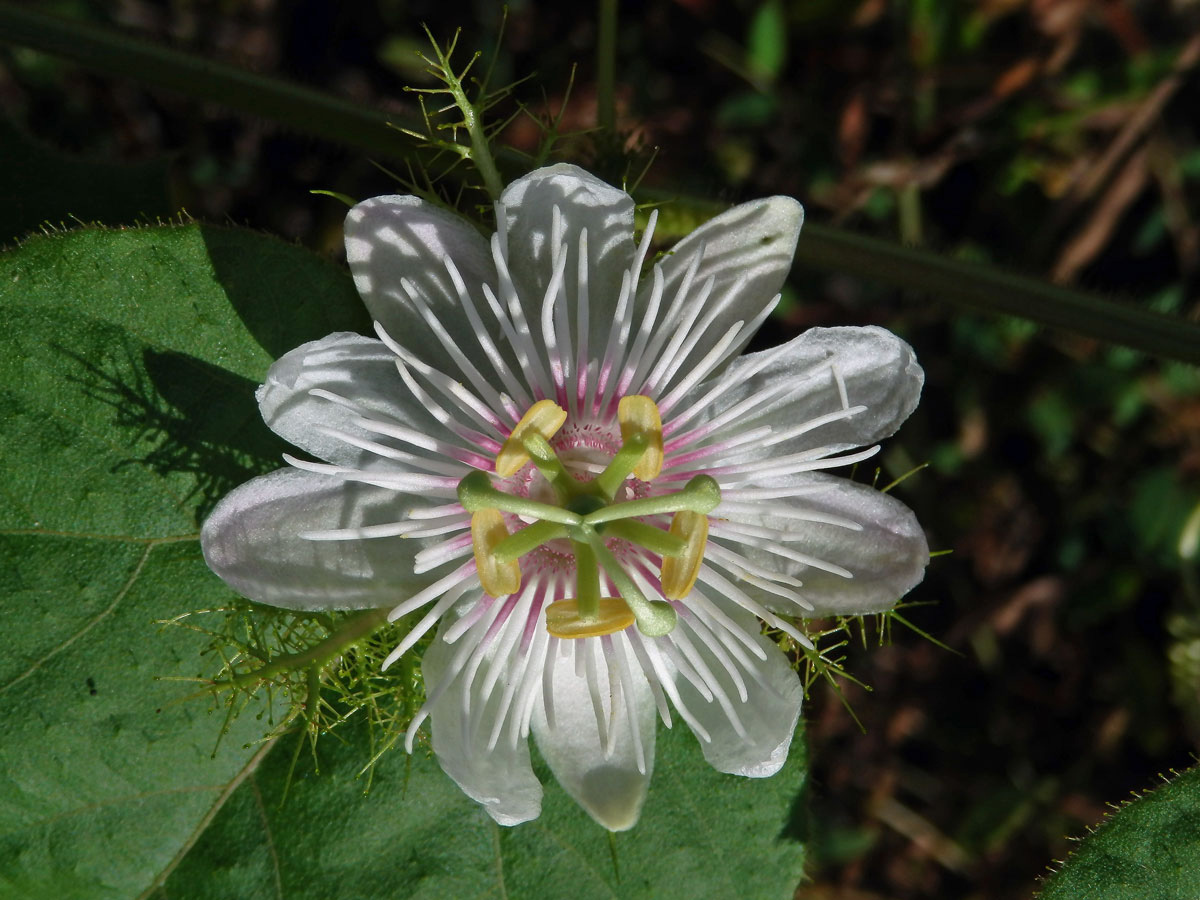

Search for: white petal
xmin=344 ymin=196 xmax=499 ymax=378
xmin=688 ymin=326 xmax=923 ymax=458
xmin=257 ymin=332 xmax=452 ymax=467
xmin=669 ymin=604 xmax=803 ymax=776
xmin=717 ymin=473 xmax=929 ymax=616
xmin=499 ymin=163 xmax=636 ymax=346
xmin=421 ymin=612 xmax=544 ymax=826
xmin=635 ymin=196 xmax=803 ymax=394
xmin=531 ymin=636 xmax=656 ymax=831
xmin=200 ymin=468 xmax=455 ymax=610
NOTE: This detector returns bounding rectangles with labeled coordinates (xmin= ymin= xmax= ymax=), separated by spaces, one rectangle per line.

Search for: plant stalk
xmin=215 ymin=608 xmax=390 ymax=693
xmin=0 ymin=4 xmax=420 ymax=159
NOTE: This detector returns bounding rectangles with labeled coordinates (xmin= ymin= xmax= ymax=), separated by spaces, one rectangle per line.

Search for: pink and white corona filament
xmin=201 ymin=164 xmax=929 ymax=830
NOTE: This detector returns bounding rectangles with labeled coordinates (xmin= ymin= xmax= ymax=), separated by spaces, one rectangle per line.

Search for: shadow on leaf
xmin=778 ymin=767 xmax=810 ymax=846
xmin=57 ymin=339 xmax=287 ymax=523
xmin=200 ymin=224 xmax=371 ymax=360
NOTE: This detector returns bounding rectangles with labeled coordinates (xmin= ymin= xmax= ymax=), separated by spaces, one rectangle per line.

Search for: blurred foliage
xmin=2 ymin=0 xmax=1200 ymax=898
xmin=0 ymin=115 xmax=171 ymax=242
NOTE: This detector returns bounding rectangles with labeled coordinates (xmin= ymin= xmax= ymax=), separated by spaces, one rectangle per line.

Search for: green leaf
xmin=0 ymin=223 xmax=807 ymax=896
xmin=0 ymin=224 xmax=368 ymax=898
xmin=1039 ymin=765 xmax=1200 ymax=900
xmin=160 ymin=718 xmax=807 ymax=900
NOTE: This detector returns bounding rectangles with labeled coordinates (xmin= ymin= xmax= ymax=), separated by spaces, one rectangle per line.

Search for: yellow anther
xmin=618 ymin=395 xmax=663 ymax=481
xmin=659 ymin=510 xmax=709 ymax=600
xmin=545 ymin=597 xmax=635 ymax=639
xmin=471 ymin=509 xmax=522 ymax=597
xmin=495 ymin=400 xmax=568 ymax=477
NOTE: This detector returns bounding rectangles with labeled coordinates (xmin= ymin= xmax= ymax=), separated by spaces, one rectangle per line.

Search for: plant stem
xmin=9 ymin=3 xmax=1199 ymax=363
xmin=796 ymin=221 xmax=1200 ymax=364
xmin=0 ymin=3 xmax=420 ymax=160
xmin=641 ymin=192 xmax=1200 ymax=365
xmin=215 ymin=608 xmax=390 ymax=693
xmin=437 ymin=46 xmax=505 ymax=201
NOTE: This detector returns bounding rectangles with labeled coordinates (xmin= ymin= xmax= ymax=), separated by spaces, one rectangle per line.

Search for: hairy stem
xmin=214 ymin=608 xmax=390 ymax=693
xmin=425 ymin=36 xmax=505 ymax=201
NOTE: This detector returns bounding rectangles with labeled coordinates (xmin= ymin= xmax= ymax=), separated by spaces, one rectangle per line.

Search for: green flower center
xmin=457 ymin=397 xmax=721 ymax=638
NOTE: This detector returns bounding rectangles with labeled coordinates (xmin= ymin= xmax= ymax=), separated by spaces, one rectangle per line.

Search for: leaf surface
xmin=1040 ymin=765 xmax=1200 ymax=900
xmin=0 ymin=224 xmax=366 ymax=899
xmin=160 ymin=718 xmax=807 ymax=900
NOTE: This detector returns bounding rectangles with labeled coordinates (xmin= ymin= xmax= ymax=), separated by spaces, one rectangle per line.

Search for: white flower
xmin=201 ymin=164 xmax=928 ymax=831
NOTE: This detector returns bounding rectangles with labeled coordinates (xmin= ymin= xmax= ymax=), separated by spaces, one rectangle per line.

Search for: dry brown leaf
xmin=993 ymin=58 xmax=1040 ymax=99
xmin=1052 ymin=147 xmax=1149 ymax=282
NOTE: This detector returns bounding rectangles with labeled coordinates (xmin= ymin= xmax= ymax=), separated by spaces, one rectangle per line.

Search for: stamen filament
xmin=522 ymin=432 xmax=576 ymax=503
xmin=583 ymin=474 xmax=722 ymax=525
xmin=593 ymin=433 xmax=648 ymax=500
xmin=572 ymin=539 xmax=601 ymax=621
xmin=494 ymin=399 xmax=567 ymax=477
xmin=603 ymin=519 xmax=687 ymax=558
xmin=576 ymin=524 xmax=677 ymax=637
xmin=457 ymin=471 xmax=582 ymax=526
xmin=542 ymin=542 xmax=638 ymax=639
xmin=492 ymin=520 xmax=568 ymax=562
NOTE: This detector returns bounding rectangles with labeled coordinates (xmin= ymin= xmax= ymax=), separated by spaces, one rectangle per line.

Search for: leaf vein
xmin=6 ymin=782 xmax=235 ymax=832
xmin=135 ymin=739 xmax=279 ymax=900
xmin=0 ymin=528 xmax=199 ymax=543
xmin=0 ymin=541 xmax=154 ymax=695
xmin=251 ymin=773 xmax=285 ymax=900
xmin=528 ymin=820 xmax=620 ymax=898
xmin=490 ymin=819 xmax=509 ymax=900
xmin=663 ymin=764 xmax=740 ymax=895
